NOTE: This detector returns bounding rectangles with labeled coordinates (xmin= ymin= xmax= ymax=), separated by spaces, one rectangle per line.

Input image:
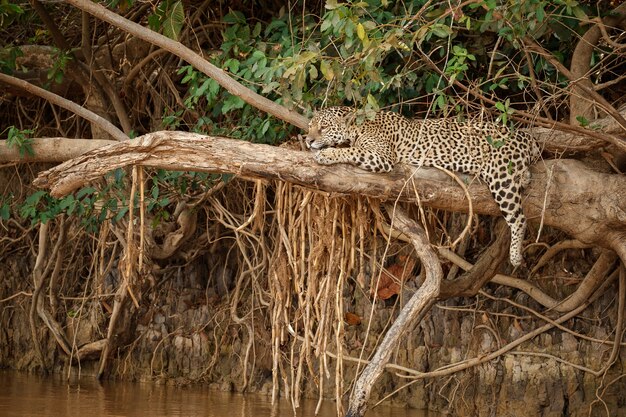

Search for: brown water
xmin=0 ymin=371 xmax=434 ymax=417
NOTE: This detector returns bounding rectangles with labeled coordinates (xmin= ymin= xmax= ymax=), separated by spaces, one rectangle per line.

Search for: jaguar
xmin=306 ymin=107 xmax=541 ymax=267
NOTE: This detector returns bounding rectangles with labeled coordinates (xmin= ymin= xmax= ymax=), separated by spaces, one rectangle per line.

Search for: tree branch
xmin=569 ymin=3 xmax=626 ymax=124
xmin=417 ymin=47 xmax=626 ymax=153
xmin=32 ymin=131 xmax=626 ymax=264
xmin=0 ymin=137 xmax=117 ymax=162
xmin=345 ymin=204 xmax=442 ymax=417
xmin=0 ymin=73 xmax=128 ymax=142
xmin=524 ymin=37 xmax=626 ymax=134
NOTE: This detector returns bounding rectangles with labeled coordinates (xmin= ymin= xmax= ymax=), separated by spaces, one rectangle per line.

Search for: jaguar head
xmin=305 ymin=107 xmax=357 ymax=150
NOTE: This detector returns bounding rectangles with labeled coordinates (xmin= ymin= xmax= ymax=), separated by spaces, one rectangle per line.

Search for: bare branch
xmin=0 ymin=73 xmax=128 ymax=142
xmin=0 ymin=137 xmax=117 ymax=162
xmin=524 ymin=37 xmax=626 ymax=135
xmin=569 ymin=3 xmax=626 ymax=124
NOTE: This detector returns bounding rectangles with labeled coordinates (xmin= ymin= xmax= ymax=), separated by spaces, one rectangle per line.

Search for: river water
xmin=0 ymin=371 xmax=433 ymax=417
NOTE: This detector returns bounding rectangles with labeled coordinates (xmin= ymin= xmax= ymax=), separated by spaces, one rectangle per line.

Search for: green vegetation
xmin=2 ymin=1 xmax=623 ymax=227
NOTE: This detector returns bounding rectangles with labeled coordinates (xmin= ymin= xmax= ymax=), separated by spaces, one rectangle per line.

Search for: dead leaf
xmin=345 ymin=312 xmax=362 ymax=326
xmin=373 ymin=256 xmax=417 ymax=299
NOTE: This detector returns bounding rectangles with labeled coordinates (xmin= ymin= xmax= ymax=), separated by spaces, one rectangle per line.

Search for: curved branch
xmin=438 ymin=219 xmax=510 ymax=299
xmin=569 ymin=3 xmax=626 ymax=124
xmin=0 ymin=73 xmax=128 ymax=142
xmin=30 ymin=0 xmax=115 ymax=138
xmin=64 ymin=0 xmax=309 ymax=130
xmin=524 ymin=37 xmax=626 ymax=134
xmin=345 ymin=204 xmax=442 ymax=417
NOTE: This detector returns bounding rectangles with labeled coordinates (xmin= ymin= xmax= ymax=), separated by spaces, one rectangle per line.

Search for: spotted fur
xmin=306 ymin=107 xmax=541 ymax=267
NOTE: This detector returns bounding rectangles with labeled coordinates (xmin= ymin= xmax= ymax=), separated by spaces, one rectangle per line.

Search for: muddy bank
xmin=1 ymin=173 xmax=625 ymax=417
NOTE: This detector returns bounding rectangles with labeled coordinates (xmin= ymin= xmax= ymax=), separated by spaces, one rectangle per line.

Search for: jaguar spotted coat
xmin=306 ymin=107 xmax=541 ymax=267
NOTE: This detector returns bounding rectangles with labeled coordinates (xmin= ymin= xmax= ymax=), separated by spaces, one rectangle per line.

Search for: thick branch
xmin=0 ymin=138 xmax=117 ymax=162
xmin=438 ymin=219 xmax=510 ymax=299
xmin=569 ymin=3 xmax=626 ymax=124
xmin=64 ymin=0 xmax=309 ymax=130
xmin=32 ymin=131 xmax=500 ymax=212
xmin=32 ymin=131 xmax=626 ymax=257
xmin=3 ymin=108 xmax=625 ymax=164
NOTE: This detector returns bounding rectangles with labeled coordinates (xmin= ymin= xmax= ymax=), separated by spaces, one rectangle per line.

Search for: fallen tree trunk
xmin=33 ymin=130 xmax=626 ymax=264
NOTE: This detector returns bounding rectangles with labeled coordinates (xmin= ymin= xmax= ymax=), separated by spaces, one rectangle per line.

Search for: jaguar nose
xmin=305 ymin=135 xmax=324 ymax=150
xmin=307 ymin=138 xmax=325 ymax=150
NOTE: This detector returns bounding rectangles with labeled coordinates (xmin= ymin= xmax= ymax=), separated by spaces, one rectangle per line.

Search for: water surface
xmin=0 ymin=371 xmax=433 ymax=417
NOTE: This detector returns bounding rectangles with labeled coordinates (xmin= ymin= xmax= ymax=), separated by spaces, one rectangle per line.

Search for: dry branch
xmin=0 ymin=73 xmax=128 ymax=142
xmin=0 ymin=138 xmax=117 ymax=162
xmin=569 ymin=3 xmax=626 ymax=124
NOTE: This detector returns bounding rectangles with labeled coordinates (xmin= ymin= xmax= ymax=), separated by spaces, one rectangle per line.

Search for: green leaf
xmin=571 ymin=6 xmax=587 ymax=21
xmin=162 ymin=1 xmax=184 ymax=41
xmin=536 ymin=5 xmax=545 ymax=22
xmin=59 ymin=195 xmax=75 ymax=210
xmin=76 ymin=187 xmax=96 ymax=199
xmin=114 ymin=207 xmax=129 ymax=223
xmin=0 ymin=202 xmax=9 ymax=220
xmin=221 ymin=95 xmax=245 ymax=114
xmin=576 ymin=115 xmax=589 ymax=127
xmin=252 ymin=22 xmax=262 ymax=38
xmin=25 ymin=190 xmax=46 ymax=205
xmin=222 ymin=11 xmax=245 ymax=24
xmin=429 ymin=23 xmax=452 ymax=38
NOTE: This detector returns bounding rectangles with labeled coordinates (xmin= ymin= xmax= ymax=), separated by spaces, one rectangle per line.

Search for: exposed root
xmin=438 ymin=219 xmax=509 ymax=299
xmin=531 ymin=239 xmax=591 ymax=275
xmin=345 ymin=204 xmax=442 ymax=417
xmin=29 ymin=221 xmax=49 ymax=370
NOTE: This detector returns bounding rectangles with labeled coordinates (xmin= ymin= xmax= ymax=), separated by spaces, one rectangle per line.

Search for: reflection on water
xmin=0 ymin=371 xmax=433 ymax=417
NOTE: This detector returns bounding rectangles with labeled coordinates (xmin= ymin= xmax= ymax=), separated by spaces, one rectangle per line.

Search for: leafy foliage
xmin=46 ymin=48 xmax=71 ymax=85
xmin=148 ymin=0 xmax=185 ymax=40
xmin=0 ymin=0 xmax=23 ymax=27
xmin=153 ymin=0 xmax=621 ymax=135
xmin=7 ymin=167 xmax=231 ymax=231
xmin=5 ymin=126 xmax=34 ymax=157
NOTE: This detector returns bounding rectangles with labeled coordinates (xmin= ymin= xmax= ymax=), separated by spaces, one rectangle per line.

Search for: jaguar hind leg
xmin=486 ymin=176 xmax=527 ymax=267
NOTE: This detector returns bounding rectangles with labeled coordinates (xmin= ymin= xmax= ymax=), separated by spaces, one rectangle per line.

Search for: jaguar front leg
xmin=315 ymin=147 xmax=395 ymax=173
